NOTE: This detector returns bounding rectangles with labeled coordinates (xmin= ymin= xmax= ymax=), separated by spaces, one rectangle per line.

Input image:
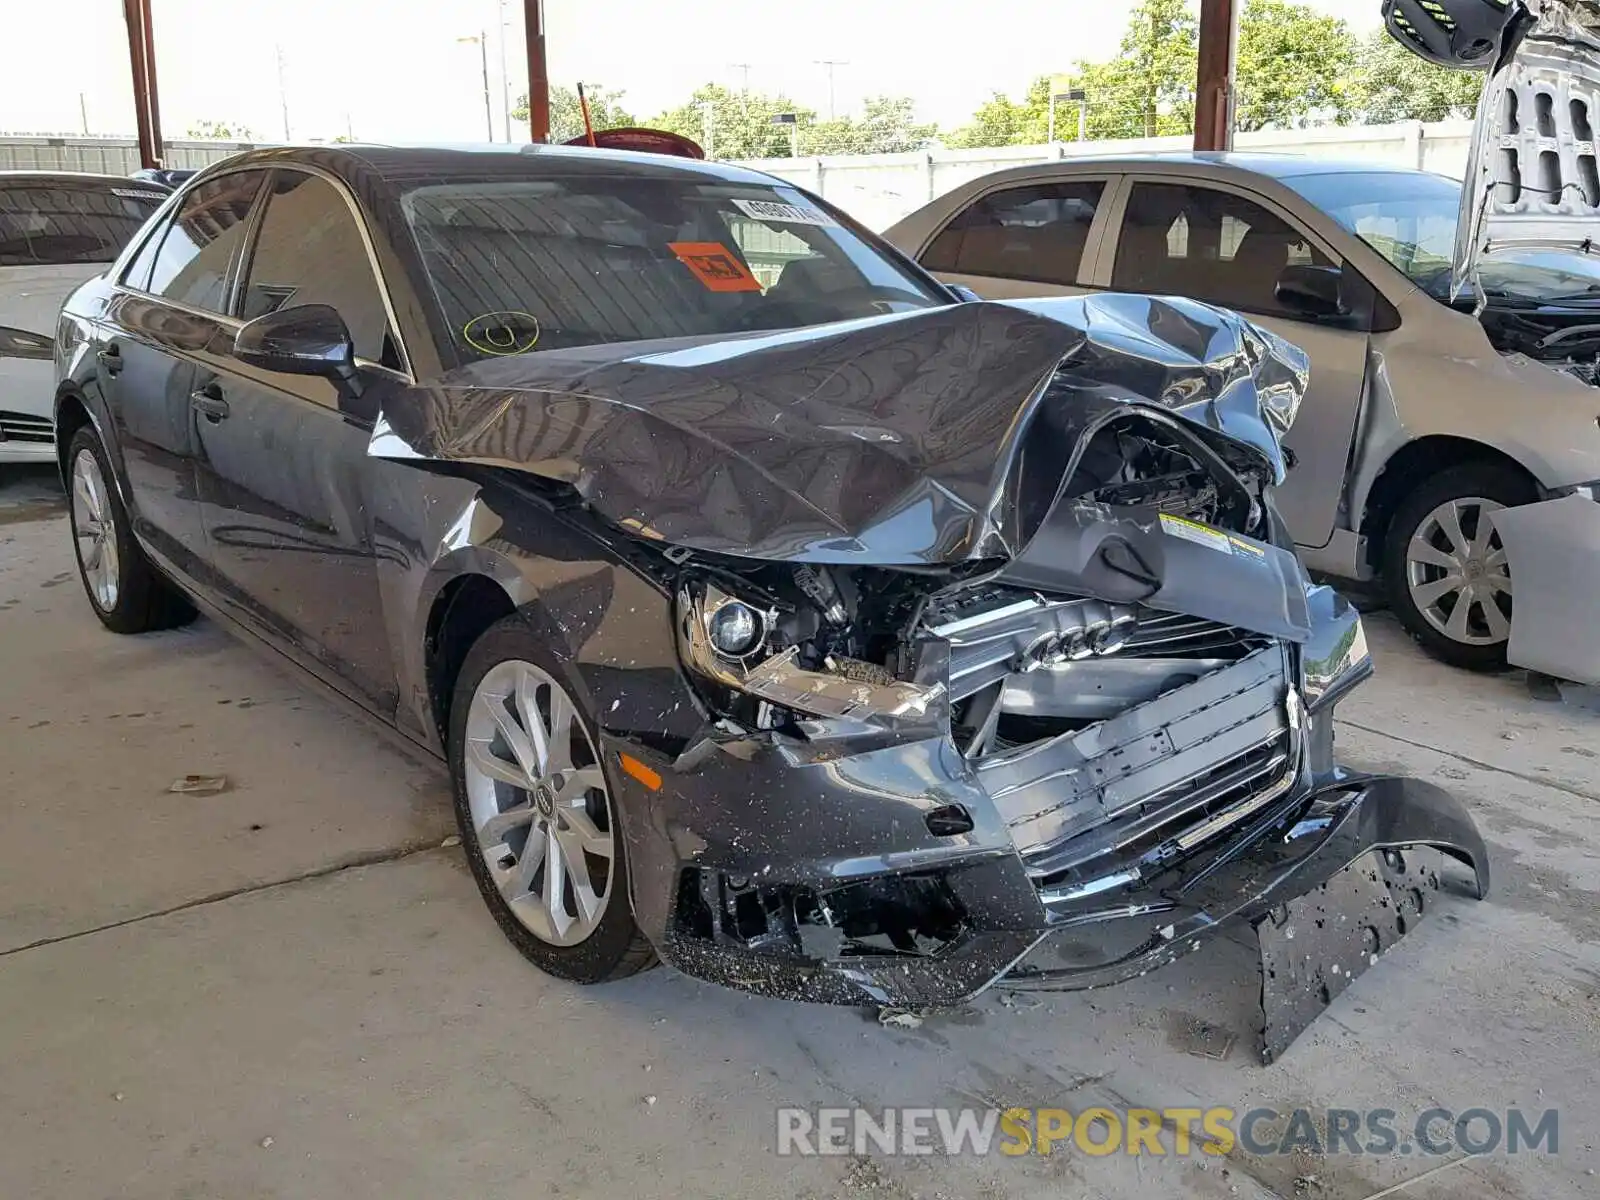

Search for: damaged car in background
xmin=1392 ymin=0 xmax=1600 ymax=687
xmin=53 ymin=145 xmax=1487 ymax=1062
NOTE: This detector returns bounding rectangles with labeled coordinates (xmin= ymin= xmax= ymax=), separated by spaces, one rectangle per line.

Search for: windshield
xmin=399 ymin=175 xmax=947 ymax=360
xmin=1283 ymin=171 xmax=1461 ymax=298
xmin=0 ymin=182 xmax=166 ymax=267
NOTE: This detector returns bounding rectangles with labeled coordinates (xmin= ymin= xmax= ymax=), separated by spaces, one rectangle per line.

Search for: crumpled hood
xmin=369 ymin=294 xmax=1308 ymax=566
xmin=1456 ymin=0 xmax=1600 ymax=296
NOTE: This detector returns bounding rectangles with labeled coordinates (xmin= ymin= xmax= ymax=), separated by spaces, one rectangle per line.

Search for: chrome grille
xmin=0 ymin=411 xmax=54 ymax=444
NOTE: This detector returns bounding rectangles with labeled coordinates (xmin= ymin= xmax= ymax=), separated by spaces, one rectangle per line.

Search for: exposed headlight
xmin=1562 ymin=481 xmax=1600 ymax=502
xmin=705 ymin=596 xmax=767 ymax=659
xmin=677 ymin=581 xmax=943 ymax=723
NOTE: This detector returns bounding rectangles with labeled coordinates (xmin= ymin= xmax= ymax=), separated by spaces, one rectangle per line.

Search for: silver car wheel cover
xmin=462 ymin=659 xmax=615 ymax=946
xmin=70 ymin=448 xmax=120 ymax=612
xmin=1404 ymin=495 xmax=1512 ymax=647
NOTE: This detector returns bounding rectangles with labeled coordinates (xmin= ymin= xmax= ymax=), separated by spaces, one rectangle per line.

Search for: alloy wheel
xmin=70 ymin=448 xmax=120 ymax=612
xmin=461 ymin=660 xmax=615 ymax=947
xmin=1404 ymin=495 xmax=1512 ymax=647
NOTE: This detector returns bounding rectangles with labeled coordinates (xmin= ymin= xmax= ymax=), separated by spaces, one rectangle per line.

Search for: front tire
xmin=1382 ymin=462 xmax=1534 ymax=672
xmin=65 ymin=426 xmax=196 ymax=634
xmin=448 ymin=613 xmax=656 ymax=984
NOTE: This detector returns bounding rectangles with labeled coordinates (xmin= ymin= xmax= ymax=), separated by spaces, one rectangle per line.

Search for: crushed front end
xmin=377 ymin=291 xmax=1491 ymax=1059
xmin=595 ymin=304 xmax=1489 ymax=1060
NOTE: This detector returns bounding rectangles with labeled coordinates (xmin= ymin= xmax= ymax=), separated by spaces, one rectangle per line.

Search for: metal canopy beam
xmin=1194 ymin=0 xmax=1240 ymax=152
xmin=122 ymin=0 xmax=164 ymax=168
xmin=524 ymin=0 xmax=550 ymax=141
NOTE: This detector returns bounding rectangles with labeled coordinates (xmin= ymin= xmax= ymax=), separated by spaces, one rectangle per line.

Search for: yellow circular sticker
xmin=463 ymin=311 xmax=540 ymax=356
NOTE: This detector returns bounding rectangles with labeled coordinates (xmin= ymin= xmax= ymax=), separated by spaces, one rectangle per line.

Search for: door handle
xmin=190 ymin=383 xmax=230 ymax=422
xmin=96 ymin=344 xmax=123 ymax=376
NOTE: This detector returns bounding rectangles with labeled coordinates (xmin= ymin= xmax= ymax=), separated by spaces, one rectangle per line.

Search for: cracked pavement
xmin=3 ymin=465 xmax=1598 ymax=1200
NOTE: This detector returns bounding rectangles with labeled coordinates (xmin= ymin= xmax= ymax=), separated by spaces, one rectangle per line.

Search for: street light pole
xmin=458 ymin=33 xmax=494 ymax=141
xmin=814 ymin=59 xmax=848 ymax=120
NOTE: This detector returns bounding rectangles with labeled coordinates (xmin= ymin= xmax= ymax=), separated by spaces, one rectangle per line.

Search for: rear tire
xmin=65 ymin=426 xmax=196 ymax=635
xmin=448 ymin=612 xmax=656 ymax=984
xmin=1382 ymin=462 xmax=1534 ymax=672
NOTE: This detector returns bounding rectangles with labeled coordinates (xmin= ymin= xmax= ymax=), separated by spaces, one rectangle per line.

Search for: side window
xmin=144 ymin=171 xmax=269 ymax=311
xmin=238 ymin=171 xmax=394 ymax=367
xmin=121 ymin=219 xmax=168 ymax=292
xmin=1111 ymin=182 xmax=1333 ymax=317
xmin=922 ymin=181 xmax=1104 ymax=285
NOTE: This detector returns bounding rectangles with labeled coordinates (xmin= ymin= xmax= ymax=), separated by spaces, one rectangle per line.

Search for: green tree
xmin=650 ymin=84 xmax=817 ymax=159
xmin=512 ymin=83 xmax=635 ymax=144
xmin=186 ymin=119 xmax=257 ymax=140
xmin=943 ymin=81 xmax=1047 ymax=148
xmin=802 ymin=96 xmax=938 ymax=155
xmin=1235 ymin=0 xmax=1358 ymax=130
xmin=950 ymin=1 xmax=1198 ymax=147
xmin=1347 ymin=28 xmax=1485 ymax=123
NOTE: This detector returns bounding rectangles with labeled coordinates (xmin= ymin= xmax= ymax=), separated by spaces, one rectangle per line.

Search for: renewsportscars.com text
xmin=776 ymin=1106 xmax=1560 ymax=1158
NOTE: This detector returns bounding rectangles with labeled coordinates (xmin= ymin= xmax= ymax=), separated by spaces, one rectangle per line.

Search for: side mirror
xmin=234 ymin=303 xmax=359 ymax=390
xmin=1275 ymin=264 xmax=1347 ymax=320
xmin=947 ymin=283 xmax=983 ymax=303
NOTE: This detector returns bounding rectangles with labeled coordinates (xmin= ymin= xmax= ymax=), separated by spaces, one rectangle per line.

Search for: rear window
xmin=398 ymin=175 xmax=947 ymax=361
xmin=0 ymin=182 xmax=166 ymax=267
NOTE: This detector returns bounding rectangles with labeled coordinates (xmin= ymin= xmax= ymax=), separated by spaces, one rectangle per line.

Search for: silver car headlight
xmin=676 ymin=581 xmax=943 ymax=723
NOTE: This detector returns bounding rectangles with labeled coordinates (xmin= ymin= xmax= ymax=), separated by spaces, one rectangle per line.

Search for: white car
xmin=885 ymin=152 xmax=1600 ymax=676
xmin=1 ymin=172 xmax=167 ymax=464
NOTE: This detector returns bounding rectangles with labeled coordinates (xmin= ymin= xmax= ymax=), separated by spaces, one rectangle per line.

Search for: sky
xmin=2 ymin=1 xmax=1382 ymax=145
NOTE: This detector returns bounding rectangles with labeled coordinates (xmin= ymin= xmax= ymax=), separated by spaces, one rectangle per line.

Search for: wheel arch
xmin=422 ymin=571 xmax=519 ymax=745
xmin=1357 ymin=435 xmax=1541 ymax=577
xmin=52 ymin=388 xmax=95 ymax=484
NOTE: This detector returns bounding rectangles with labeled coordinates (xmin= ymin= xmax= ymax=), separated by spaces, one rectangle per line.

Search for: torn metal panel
xmin=1493 ymin=493 xmax=1600 ymax=683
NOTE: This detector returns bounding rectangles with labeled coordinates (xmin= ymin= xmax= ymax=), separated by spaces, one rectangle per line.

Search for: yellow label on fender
xmin=1159 ymin=513 xmax=1232 ymax=554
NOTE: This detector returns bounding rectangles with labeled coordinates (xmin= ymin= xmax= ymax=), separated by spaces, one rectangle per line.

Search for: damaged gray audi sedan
xmin=52 ymin=144 xmax=1488 ymax=1058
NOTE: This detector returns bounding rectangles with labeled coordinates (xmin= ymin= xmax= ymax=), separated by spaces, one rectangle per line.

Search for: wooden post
xmin=523 ymin=0 xmax=549 ymax=141
xmin=1194 ymin=0 xmax=1239 ymax=153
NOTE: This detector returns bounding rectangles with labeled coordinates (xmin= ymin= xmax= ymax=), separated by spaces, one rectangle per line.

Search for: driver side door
xmin=1105 ymin=178 xmax=1372 ymax=551
xmin=189 ymin=168 xmax=404 ymax=717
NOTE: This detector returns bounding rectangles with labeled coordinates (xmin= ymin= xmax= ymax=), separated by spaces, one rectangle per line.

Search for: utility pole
xmin=730 ymin=62 xmax=752 ymax=115
xmin=498 ymin=0 xmax=512 ymax=141
xmin=814 ymin=59 xmax=848 ymax=120
xmin=698 ymin=100 xmax=716 ymax=159
xmin=276 ymin=44 xmax=291 ymax=141
xmin=79 ymin=92 xmax=89 ymax=135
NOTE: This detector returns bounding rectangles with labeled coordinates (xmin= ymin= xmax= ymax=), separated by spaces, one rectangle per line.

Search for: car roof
xmin=191 ymin=142 xmax=790 ymax=194
xmin=0 ymin=170 xmax=163 ymax=186
xmin=963 ymin=150 xmax=1439 ymax=184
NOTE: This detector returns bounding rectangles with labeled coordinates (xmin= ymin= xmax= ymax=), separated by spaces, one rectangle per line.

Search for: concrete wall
xmin=0 ymin=136 xmax=258 ymax=175
xmin=0 ymin=120 xmax=1474 ymax=231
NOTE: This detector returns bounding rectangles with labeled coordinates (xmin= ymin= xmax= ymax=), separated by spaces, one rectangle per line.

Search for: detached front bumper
xmin=609 ymin=720 xmax=1488 ymax=1025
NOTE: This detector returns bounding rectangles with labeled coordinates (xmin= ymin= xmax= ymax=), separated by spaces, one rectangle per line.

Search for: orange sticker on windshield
xmin=668 ymin=242 xmax=761 ymax=293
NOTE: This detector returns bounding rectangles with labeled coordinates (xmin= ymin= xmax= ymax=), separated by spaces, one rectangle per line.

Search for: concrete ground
xmin=3 ymin=461 xmax=1598 ymax=1200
